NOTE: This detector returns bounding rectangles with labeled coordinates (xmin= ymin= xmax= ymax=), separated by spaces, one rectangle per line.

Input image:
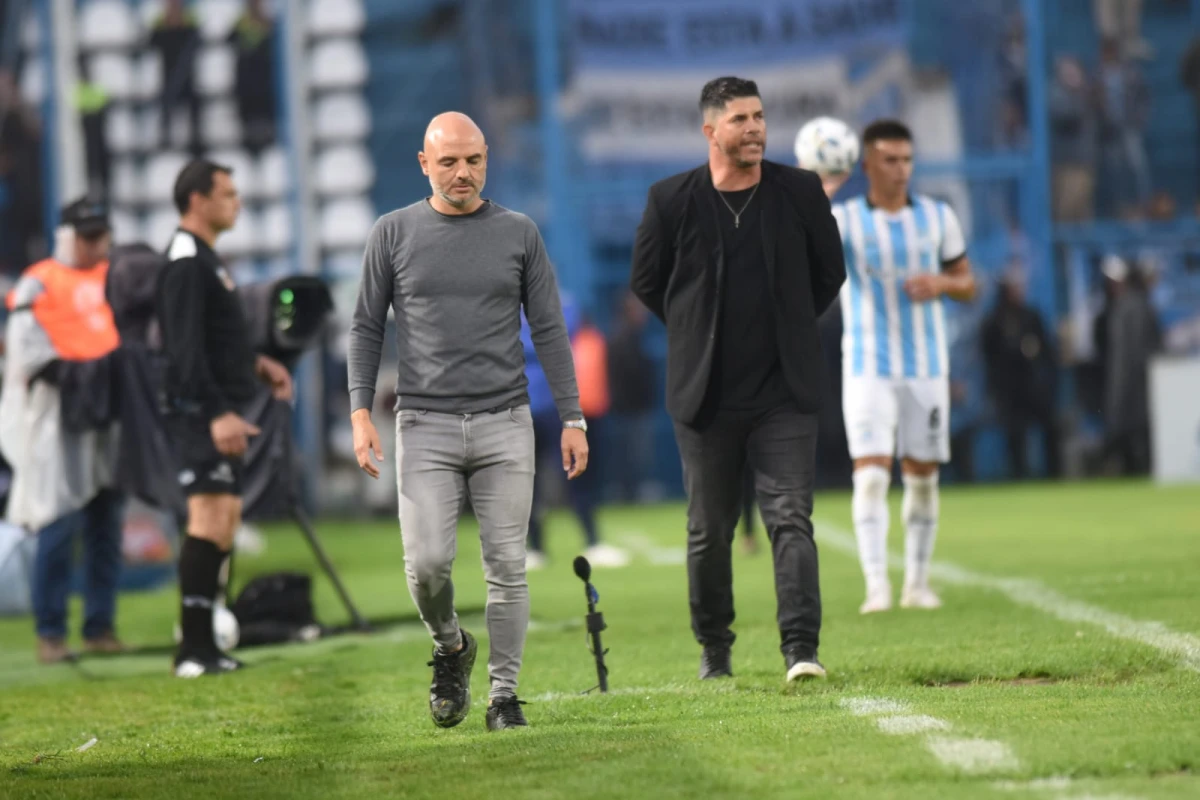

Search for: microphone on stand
xmin=573 ymin=555 xmax=608 ymax=693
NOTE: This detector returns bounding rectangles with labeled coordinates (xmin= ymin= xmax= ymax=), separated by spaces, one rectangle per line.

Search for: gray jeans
xmin=395 ymin=405 xmax=535 ymax=698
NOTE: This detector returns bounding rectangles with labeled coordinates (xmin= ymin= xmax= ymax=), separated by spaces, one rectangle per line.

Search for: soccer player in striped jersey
xmin=812 ymin=119 xmax=976 ymax=614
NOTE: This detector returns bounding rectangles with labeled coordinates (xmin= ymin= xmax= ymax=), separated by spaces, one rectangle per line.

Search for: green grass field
xmin=1 ymin=481 xmax=1198 ymax=799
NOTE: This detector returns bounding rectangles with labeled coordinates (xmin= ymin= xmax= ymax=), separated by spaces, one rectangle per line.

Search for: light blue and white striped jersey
xmin=831 ymin=195 xmax=966 ymax=380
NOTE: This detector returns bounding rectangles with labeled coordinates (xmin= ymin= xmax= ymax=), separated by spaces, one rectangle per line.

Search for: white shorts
xmin=842 ymin=376 xmax=950 ymax=463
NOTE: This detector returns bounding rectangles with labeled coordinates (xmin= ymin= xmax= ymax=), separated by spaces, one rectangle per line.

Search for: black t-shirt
xmin=707 ymin=185 xmax=791 ymax=417
xmin=156 ymin=229 xmax=258 ymax=419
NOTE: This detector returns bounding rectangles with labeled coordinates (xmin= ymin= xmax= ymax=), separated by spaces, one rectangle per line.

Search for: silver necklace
xmin=716 ymin=182 xmax=760 ymax=228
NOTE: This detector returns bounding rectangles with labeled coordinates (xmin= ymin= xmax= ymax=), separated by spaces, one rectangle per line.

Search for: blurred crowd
xmin=0 ymin=0 xmax=276 ymax=278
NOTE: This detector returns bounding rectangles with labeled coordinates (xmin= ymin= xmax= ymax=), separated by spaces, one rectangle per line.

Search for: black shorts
xmin=166 ymin=415 xmax=244 ymax=497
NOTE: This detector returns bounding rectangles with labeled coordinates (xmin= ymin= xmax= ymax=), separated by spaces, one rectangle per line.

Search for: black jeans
xmin=673 ymin=405 xmax=821 ymax=656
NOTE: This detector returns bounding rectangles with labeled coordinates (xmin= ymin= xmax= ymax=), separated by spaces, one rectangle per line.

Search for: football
xmin=794 ymin=116 xmax=861 ymax=175
xmin=172 ymin=605 xmax=240 ymax=651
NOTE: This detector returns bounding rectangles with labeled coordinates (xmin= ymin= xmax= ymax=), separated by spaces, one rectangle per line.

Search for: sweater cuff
xmin=350 ymin=388 xmax=376 ymax=414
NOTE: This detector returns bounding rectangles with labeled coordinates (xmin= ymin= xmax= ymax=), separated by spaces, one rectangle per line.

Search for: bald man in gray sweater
xmin=348 ymin=113 xmax=588 ymax=732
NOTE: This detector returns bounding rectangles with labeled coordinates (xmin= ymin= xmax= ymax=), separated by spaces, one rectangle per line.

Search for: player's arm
xmin=799 ymin=172 xmax=847 ymax=316
xmin=821 ymin=172 xmax=850 ymax=200
xmin=5 ymin=277 xmax=59 ymax=384
xmin=347 ymin=219 xmax=395 ymax=416
xmin=521 ymin=220 xmax=582 ymax=423
xmin=348 ymin=218 xmax=396 ymax=478
xmin=254 ymin=354 xmax=292 ymax=401
xmin=937 ymin=256 xmax=977 ymax=302
xmin=629 ymin=186 xmax=673 ymax=322
xmin=158 ymin=261 xmax=232 ymax=421
xmin=905 ymin=204 xmax=976 ymax=303
xmin=522 ymin=220 xmax=588 ymax=479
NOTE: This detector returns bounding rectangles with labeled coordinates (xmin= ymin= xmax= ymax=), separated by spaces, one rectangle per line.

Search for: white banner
xmin=1150 ymin=355 xmax=1200 ymax=484
xmin=564 ymin=53 xmax=913 ymax=162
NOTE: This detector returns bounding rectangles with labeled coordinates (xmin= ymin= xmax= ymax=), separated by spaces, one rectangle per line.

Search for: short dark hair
xmin=173 ymin=159 xmax=233 ymax=215
xmin=861 ymin=119 xmax=913 ymax=148
xmin=699 ymin=76 xmax=760 ymax=116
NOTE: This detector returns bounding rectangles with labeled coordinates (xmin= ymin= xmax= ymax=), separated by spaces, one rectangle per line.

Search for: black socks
xmin=179 ymin=536 xmax=227 ymax=653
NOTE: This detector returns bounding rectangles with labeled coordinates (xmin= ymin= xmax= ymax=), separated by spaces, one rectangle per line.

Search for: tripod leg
xmin=290 ymin=505 xmax=370 ymax=630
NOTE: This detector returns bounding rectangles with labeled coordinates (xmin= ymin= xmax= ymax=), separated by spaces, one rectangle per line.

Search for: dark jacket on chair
xmin=629 ymin=160 xmax=845 ymax=426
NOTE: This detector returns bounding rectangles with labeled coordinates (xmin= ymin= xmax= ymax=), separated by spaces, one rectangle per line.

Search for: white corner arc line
xmin=817 ymin=522 xmax=1200 ymax=672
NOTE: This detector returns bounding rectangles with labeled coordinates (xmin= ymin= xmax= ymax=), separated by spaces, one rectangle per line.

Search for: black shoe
xmin=485 ymin=695 xmax=529 ymax=731
xmin=427 ymin=629 xmax=477 ymax=728
xmin=699 ymin=645 xmax=733 ymax=680
xmin=173 ymin=647 xmax=244 ymax=678
xmin=784 ymin=647 xmax=827 ymax=682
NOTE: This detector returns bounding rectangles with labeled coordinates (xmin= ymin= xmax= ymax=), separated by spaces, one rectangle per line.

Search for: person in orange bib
xmin=0 ymin=198 xmax=126 ymax=664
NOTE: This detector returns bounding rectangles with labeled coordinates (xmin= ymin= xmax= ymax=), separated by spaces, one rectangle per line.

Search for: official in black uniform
xmin=156 ymin=159 xmax=292 ymax=677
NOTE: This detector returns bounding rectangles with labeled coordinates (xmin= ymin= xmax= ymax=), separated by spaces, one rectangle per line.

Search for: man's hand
xmin=561 ymin=427 xmax=589 ymax=480
xmin=255 ymin=354 xmax=293 ymax=402
xmin=351 ymin=408 xmax=384 ymax=479
xmin=210 ymin=412 xmax=261 ymax=457
xmin=821 ymin=171 xmax=850 ymax=200
xmin=904 ymin=274 xmax=943 ymax=303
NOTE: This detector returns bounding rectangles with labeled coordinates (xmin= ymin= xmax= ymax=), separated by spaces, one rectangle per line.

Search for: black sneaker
xmin=427 ymin=629 xmax=477 ymax=728
xmin=699 ymin=645 xmax=733 ymax=680
xmin=173 ymin=648 xmax=244 ymax=678
xmin=784 ymin=648 xmax=827 ymax=682
xmin=485 ymin=695 xmax=529 ymax=731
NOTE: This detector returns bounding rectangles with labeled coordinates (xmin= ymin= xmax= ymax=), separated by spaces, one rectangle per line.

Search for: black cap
xmin=60 ymin=197 xmax=110 ymax=237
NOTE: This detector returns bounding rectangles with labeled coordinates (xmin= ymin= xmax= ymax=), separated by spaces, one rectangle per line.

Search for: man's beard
xmin=438 ymin=181 xmax=481 ymax=208
xmin=722 ymin=139 xmax=765 ymax=168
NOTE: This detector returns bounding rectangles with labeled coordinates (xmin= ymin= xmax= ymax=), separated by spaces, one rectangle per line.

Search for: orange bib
xmin=6 ymin=258 xmax=119 ymax=360
xmin=573 ymin=326 xmax=610 ymax=418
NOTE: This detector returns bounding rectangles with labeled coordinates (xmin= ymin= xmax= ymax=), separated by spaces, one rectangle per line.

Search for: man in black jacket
xmin=630 ymin=77 xmax=845 ymax=683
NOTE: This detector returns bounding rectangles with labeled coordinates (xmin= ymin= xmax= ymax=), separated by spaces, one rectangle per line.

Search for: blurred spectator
xmin=76 ymin=57 xmax=112 ymax=203
xmin=1180 ymin=34 xmax=1200 ymax=200
xmin=1096 ymin=38 xmax=1151 ymax=218
xmin=606 ymin=291 xmax=656 ymax=503
xmin=149 ymin=0 xmax=202 ymax=155
xmin=1093 ymin=0 xmax=1152 ymax=60
xmin=997 ymin=16 xmax=1028 ymax=149
xmin=1146 ymin=191 xmax=1177 ymax=222
xmin=0 ymin=68 xmax=44 ymax=275
xmin=229 ymin=0 xmax=277 ymax=155
xmin=947 ymin=379 xmax=977 ymax=483
xmin=523 ymin=296 xmax=628 ymax=570
xmin=1093 ymin=256 xmax=1161 ymax=475
xmin=1049 ymin=56 xmax=1097 ymax=222
xmin=982 ymin=269 xmax=1061 ymax=479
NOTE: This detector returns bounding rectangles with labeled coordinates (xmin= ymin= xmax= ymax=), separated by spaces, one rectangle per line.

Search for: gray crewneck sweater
xmin=347 ymin=200 xmax=581 ymax=420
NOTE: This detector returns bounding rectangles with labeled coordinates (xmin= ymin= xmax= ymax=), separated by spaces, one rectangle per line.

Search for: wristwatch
xmin=564 ymin=418 xmax=588 ymax=433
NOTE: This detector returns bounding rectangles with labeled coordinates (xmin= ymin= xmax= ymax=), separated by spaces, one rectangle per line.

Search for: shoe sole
xmin=432 ymin=635 xmax=478 ymax=729
xmin=859 ymin=603 xmax=893 ymax=614
xmin=486 ymin=721 xmax=530 ymax=731
xmin=786 ymin=662 xmax=827 ymax=681
xmin=173 ymin=659 xmax=243 ymax=678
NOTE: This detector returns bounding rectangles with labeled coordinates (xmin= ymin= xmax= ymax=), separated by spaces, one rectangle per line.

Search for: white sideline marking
xmin=840 ymin=697 xmax=911 ymax=717
xmin=925 ymin=736 xmax=1020 ymax=773
xmin=842 ymin=697 xmax=1018 ymax=775
xmin=616 ymin=532 xmax=687 ymax=565
xmin=877 ymin=714 xmax=952 ymax=735
xmin=817 ymin=522 xmax=1200 ymax=672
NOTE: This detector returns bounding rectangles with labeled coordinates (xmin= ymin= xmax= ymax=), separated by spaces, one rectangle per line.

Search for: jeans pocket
xmin=508 ymin=405 xmax=533 ymax=427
